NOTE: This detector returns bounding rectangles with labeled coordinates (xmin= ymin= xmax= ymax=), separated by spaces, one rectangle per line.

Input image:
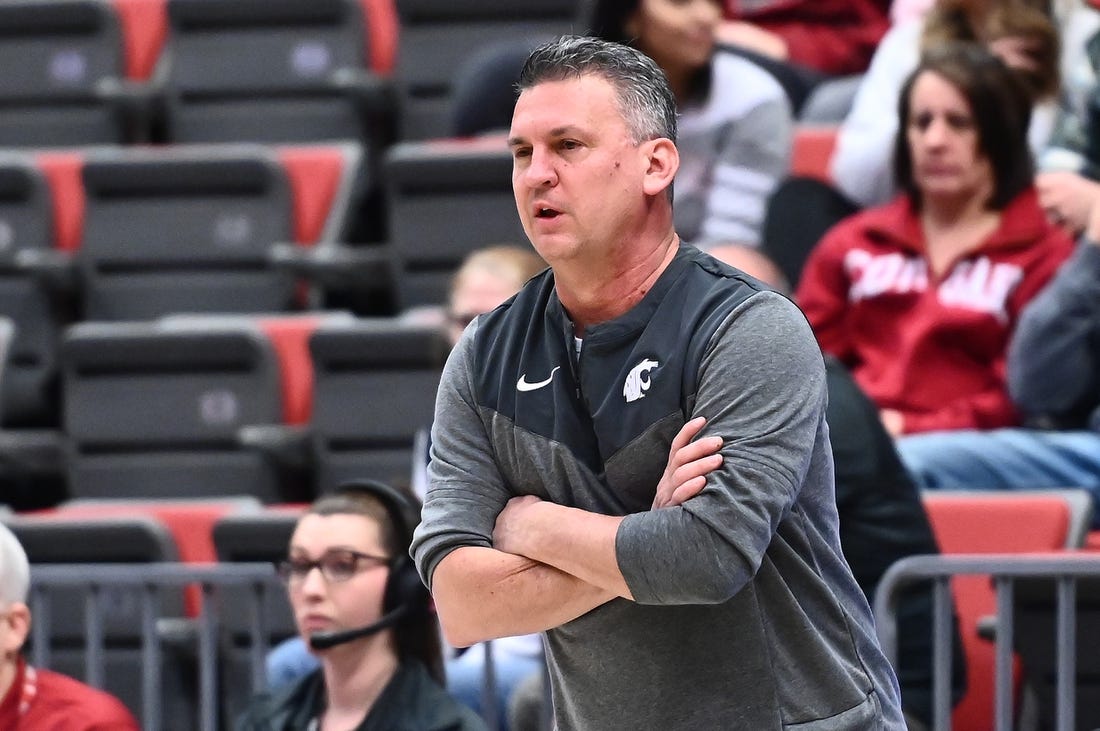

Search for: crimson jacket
xmin=0 ymin=658 xmax=139 ymax=731
xmin=723 ymin=0 xmax=891 ymax=75
xmin=796 ymin=187 xmax=1075 ymax=434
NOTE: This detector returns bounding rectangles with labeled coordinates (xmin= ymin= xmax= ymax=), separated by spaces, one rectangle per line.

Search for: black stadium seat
xmin=77 ymin=145 xmax=298 ymax=320
xmin=309 ymin=318 xmax=449 ymax=491
xmin=160 ymin=0 xmax=395 ymax=148
xmin=61 ymin=320 xmax=303 ymax=503
xmin=0 ymin=0 xmax=136 ymax=146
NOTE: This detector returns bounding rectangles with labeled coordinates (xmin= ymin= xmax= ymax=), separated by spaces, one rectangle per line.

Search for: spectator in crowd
xmin=237 ymin=481 xmax=485 ymax=731
xmin=797 ymin=43 xmax=1075 ymax=436
xmin=832 ymin=0 xmax=1061 ymax=208
xmin=0 ymin=522 xmax=139 ymax=730
xmin=590 ymin=0 xmax=793 ymax=248
xmin=412 ymin=35 xmax=904 ymax=729
xmin=896 ymin=186 xmax=1100 ymax=524
xmin=716 ymin=0 xmax=892 ymax=113
xmin=445 ymin=246 xmax=546 ymax=346
xmin=1034 ymin=0 xmax=1100 ymax=230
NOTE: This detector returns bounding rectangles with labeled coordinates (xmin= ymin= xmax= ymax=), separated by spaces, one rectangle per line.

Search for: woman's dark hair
xmin=893 ymin=42 xmax=1034 ymax=211
xmin=587 ymin=0 xmax=641 ymax=45
xmin=307 ymin=484 xmax=444 ymax=684
xmin=584 ymin=0 xmax=711 ymax=100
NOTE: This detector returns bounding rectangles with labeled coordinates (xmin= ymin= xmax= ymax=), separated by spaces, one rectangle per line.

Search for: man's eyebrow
xmin=508 ymin=126 xmax=584 ymax=148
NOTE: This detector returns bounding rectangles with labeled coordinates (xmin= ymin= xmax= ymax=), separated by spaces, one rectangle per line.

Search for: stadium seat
xmin=76 ymin=145 xmax=297 ymax=320
xmin=921 ymin=490 xmax=1094 ymax=731
xmin=392 ymin=0 xmax=580 ymax=140
xmin=61 ymin=319 xmax=308 ymax=504
xmin=382 ymin=136 xmax=530 ymax=309
xmin=0 ymin=0 xmax=141 ymax=146
xmin=159 ymin=0 xmax=396 ymax=148
xmin=212 ymin=507 xmax=304 ymax=724
xmin=309 ymin=318 xmax=449 ymax=491
xmin=75 ymin=143 xmax=379 ymax=321
xmin=790 ymin=125 xmax=839 ymax=184
xmin=7 ymin=513 xmax=192 ymax=728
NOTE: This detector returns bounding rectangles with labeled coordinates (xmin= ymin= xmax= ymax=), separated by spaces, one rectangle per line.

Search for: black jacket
xmin=235 ymin=661 xmax=487 ymax=731
xmin=825 ymin=357 xmax=967 ymax=725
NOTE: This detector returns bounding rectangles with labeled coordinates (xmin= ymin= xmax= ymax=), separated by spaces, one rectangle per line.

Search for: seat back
xmin=790 ymin=125 xmax=839 ymax=184
xmin=384 ymin=137 xmax=529 ymax=309
xmin=309 ymin=318 xmax=449 ymax=491
xmin=0 ymin=0 xmax=128 ymax=146
xmin=922 ymin=490 xmax=1093 ymax=731
xmin=393 ymin=0 xmax=579 ymax=140
xmin=163 ymin=0 xmax=390 ymax=145
xmin=78 ymin=146 xmax=296 ymax=320
xmin=62 ymin=320 xmax=290 ymax=502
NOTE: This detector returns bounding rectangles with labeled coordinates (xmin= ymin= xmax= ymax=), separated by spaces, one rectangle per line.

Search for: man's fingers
xmin=668 ymin=434 xmax=723 ymax=470
xmin=669 ymin=416 xmax=707 ymax=454
xmin=668 ymin=476 xmax=708 ymax=505
xmin=671 ymin=452 xmax=723 ymax=487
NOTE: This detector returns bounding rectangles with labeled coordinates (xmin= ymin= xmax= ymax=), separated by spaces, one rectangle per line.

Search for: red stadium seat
xmin=790 ymin=125 xmax=838 ymax=184
xmin=922 ymin=490 xmax=1092 ymax=731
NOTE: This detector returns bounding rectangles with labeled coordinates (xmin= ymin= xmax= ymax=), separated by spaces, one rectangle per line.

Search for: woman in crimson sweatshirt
xmin=796 ymin=43 xmax=1074 ymax=437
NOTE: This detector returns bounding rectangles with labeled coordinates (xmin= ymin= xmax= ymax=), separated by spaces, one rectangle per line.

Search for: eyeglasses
xmin=276 ymin=549 xmax=389 ymax=586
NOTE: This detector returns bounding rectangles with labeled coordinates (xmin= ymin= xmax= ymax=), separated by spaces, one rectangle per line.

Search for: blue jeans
xmin=895 ymin=428 xmax=1100 ymax=527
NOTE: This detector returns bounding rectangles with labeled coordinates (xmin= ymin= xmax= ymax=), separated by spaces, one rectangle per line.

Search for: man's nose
xmin=524 ymin=147 xmax=558 ymax=187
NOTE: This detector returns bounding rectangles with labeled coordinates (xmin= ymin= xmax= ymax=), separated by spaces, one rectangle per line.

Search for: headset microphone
xmin=308 ymin=604 xmax=410 ymax=650
xmin=305 ymin=479 xmax=431 ymax=652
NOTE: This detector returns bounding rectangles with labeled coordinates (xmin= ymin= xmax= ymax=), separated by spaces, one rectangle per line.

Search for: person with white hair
xmin=0 ymin=522 xmax=139 ymax=730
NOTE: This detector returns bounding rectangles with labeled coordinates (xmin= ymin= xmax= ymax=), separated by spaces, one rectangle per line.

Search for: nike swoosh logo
xmin=517 ymin=366 xmax=561 ymax=392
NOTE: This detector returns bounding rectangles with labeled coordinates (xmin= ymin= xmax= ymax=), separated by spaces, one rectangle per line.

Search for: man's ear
xmin=642 ymin=138 xmax=679 ymax=197
xmin=1 ymin=603 xmax=30 ymax=657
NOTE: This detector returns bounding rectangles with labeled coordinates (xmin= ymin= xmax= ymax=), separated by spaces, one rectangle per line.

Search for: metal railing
xmin=27 ymin=562 xmax=282 ymax=731
xmin=873 ymin=553 xmax=1100 ymax=731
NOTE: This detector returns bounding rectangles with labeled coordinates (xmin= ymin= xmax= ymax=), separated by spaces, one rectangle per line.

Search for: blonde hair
xmin=450 ymin=245 xmax=547 ymax=299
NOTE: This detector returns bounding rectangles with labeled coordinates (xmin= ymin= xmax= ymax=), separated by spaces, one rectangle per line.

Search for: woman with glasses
xmin=236 ymin=480 xmax=486 ymax=731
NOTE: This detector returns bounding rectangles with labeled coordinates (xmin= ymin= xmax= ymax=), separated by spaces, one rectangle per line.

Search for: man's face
xmin=508 ymin=75 xmax=650 ymax=264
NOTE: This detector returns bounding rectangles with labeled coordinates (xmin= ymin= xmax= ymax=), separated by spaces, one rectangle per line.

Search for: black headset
xmin=308 ymin=479 xmax=431 ymax=650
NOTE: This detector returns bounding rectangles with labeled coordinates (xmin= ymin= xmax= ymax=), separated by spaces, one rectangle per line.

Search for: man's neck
xmin=556 ymin=231 xmax=680 ymax=334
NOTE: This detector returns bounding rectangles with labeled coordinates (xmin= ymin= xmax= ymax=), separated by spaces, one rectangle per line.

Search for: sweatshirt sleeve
xmin=1009 ymin=242 xmax=1100 ymax=418
xmin=697 ymin=89 xmax=793 ymax=246
xmin=615 ymin=292 xmax=828 ymax=604
xmin=794 ymin=222 xmax=857 ymax=363
xmin=830 ymin=22 xmax=920 ymax=207
xmin=410 ymin=327 xmax=510 ymax=590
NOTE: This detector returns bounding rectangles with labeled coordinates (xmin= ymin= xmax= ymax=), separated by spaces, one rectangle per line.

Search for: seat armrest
xmin=269 ymin=242 xmax=393 ymax=291
xmin=237 ymin=424 xmax=315 ymax=472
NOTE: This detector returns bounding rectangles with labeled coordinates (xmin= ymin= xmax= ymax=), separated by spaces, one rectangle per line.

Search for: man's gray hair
xmin=516 ymin=35 xmax=677 ymax=144
xmin=0 ymin=523 xmax=29 ymax=607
